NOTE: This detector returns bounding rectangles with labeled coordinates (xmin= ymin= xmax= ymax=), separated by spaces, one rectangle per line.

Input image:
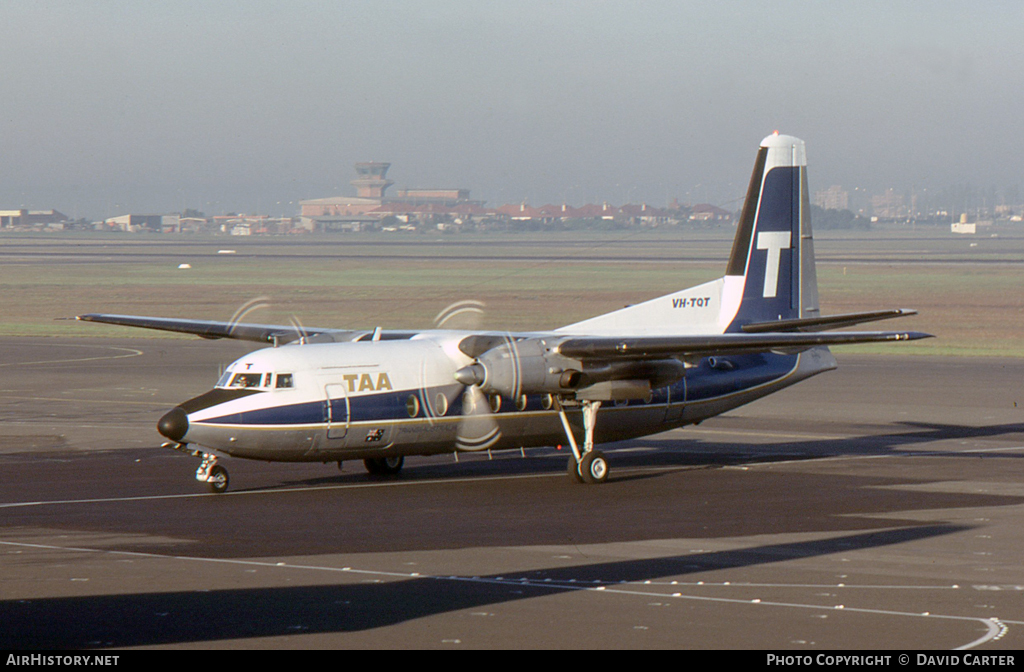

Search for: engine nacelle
xmin=454 ymin=337 xmax=687 ymax=400
xmin=456 ymin=338 xmax=582 ymax=398
xmin=580 ymin=358 xmax=685 ymax=390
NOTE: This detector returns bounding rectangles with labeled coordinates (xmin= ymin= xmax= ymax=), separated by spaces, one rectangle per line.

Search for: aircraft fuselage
xmin=161 ymin=332 xmax=837 ymax=463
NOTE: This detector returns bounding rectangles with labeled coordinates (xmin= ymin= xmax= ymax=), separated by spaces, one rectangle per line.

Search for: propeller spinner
xmin=451 ymin=334 xmax=516 ymax=452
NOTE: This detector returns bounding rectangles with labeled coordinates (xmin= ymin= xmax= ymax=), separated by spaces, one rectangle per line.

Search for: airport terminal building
xmin=299 ymin=162 xmax=481 ymax=231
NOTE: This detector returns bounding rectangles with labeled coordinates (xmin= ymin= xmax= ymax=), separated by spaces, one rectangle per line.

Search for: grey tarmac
xmin=1 ymin=337 xmax=1023 ymax=649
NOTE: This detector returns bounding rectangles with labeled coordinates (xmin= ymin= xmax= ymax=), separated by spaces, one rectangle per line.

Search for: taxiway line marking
xmin=0 ymin=395 xmax=173 ymax=407
xmin=681 ymin=427 xmax=847 ymax=441
xmin=955 ymin=619 xmax=1007 ymax=651
xmin=682 ymin=426 xmax=1024 ymax=446
xmin=0 ymin=470 xmax=567 ymax=509
xmin=0 ymin=345 xmax=144 ymax=368
xmin=628 ymin=580 xmax=964 ymax=590
xmin=0 ymin=538 xmax=1011 ymax=650
xmin=6 ymin=443 xmax=1024 ymax=510
xmin=743 ymin=445 xmax=1024 ymax=468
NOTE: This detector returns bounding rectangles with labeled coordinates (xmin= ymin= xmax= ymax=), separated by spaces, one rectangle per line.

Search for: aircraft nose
xmin=157 ymin=407 xmax=189 ymax=442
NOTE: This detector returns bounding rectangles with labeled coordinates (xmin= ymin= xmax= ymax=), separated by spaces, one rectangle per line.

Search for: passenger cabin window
xmin=230 ymin=372 xmax=264 ymax=388
xmin=276 ymin=373 xmax=294 ymax=389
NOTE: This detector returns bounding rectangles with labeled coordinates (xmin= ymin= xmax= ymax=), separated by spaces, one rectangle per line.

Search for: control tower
xmin=351 ymin=162 xmax=394 ymax=199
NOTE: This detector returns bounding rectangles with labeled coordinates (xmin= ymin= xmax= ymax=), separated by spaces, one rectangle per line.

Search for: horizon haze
xmin=2 ymin=1 xmax=1022 ymax=220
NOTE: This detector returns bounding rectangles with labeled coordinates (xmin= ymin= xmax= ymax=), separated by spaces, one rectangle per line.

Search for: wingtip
xmin=74 ymin=313 xmax=108 ymax=323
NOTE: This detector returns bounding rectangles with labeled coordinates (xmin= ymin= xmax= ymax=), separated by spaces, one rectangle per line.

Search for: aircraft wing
xmin=556 ymin=329 xmax=931 ymax=360
xmin=74 ymin=313 xmax=360 ymax=345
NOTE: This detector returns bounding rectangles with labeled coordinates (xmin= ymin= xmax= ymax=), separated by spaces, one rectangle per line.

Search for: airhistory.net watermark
xmin=6 ymin=656 xmax=119 ymax=667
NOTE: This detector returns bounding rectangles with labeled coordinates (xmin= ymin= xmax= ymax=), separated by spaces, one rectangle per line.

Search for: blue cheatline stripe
xmin=196 ymin=354 xmax=798 ymax=429
xmin=203 ymin=400 xmax=324 ymax=426
xmin=200 ymin=387 xmax=464 ymax=426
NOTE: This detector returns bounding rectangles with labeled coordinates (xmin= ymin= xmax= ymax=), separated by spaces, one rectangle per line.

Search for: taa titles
xmin=78 ymin=134 xmax=931 ymax=492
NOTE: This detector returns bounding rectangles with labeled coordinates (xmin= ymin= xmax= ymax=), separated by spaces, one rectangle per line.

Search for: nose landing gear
xmin=196 ymin=452 xmax=229 ymax=493
xmin=165 ymin=442 xmax=231 ymax=494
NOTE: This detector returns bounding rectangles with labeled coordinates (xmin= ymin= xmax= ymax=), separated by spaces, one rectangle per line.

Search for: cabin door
xmin=325 ymin=383 xmax=349 ymax=440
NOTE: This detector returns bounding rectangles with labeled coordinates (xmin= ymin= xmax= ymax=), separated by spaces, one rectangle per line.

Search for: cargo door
xmin=663 ymin=375 xmax=686 ymax=423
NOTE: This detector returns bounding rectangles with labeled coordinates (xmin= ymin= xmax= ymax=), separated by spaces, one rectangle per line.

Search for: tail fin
xmin=557 ymin=133 xmax=819 ymax=337
xmin=722 ymin=133 xmax=819 ymax=332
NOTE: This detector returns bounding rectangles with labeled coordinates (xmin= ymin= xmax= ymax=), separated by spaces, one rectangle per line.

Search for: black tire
xmin=579 ymin=450 xmax=609 ymax=484
xmin=207 ymin=464 xmax=229 ymax=493
xmin=364 ymin=455 xmax=404 ymax=476
xmin=567 ymin=455 xmax=584 ymax=484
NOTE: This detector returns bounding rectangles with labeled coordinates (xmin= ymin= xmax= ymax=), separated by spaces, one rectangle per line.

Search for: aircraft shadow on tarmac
xmin=2 ymin=524 xmax=964 ymax=649
xmin=622 ymin=420 xmax=1024 ymax=467
xmin=261 ymin=420 xmax=1024 ymax=492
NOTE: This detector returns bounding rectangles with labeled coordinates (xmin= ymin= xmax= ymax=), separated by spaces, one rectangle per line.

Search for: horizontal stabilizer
xmin=741 ymin=309 xmax=918 ymax=333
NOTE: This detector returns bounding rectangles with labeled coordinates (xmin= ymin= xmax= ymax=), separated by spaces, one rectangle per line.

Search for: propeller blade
xmin=227 ymin=296 xmax=271 ymax=336
xmin=434 ymin=300 xmax=486 ymax=330
xmin=288 ymin=315 xmax=310 ymax=343
xmin=455 ymin=385 xmax=501 ymax=451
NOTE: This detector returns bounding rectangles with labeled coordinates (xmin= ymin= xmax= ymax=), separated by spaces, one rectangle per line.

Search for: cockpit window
xmin=230 ymin=372 xmax=264 ymax=388
xmin=275 ymin=373 xmax=294 ymax=389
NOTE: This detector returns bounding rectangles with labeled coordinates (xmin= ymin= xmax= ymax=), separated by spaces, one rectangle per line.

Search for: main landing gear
xmin=558 ymin=400 xmax=609 ymax=484
xmin=364 ymin=455 xmax=404 ymax=476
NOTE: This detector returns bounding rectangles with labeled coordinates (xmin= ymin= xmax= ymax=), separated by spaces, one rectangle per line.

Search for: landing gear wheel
xmin=557 ymin=399 xmax=606 ymax=485
xmin=579 ymin=450 xmax=609 ymax=484
xmin=364 ymin=455 xmax=404 ymax=476
xmin=207 ymin=464 xmax=229 ymax=494
xmin=567 ymin=455 xmax=584 ymax=484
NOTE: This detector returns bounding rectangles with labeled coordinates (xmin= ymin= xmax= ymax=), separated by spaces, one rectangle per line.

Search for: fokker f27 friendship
xmin=79 ymin=134 xmax=931 ymax=492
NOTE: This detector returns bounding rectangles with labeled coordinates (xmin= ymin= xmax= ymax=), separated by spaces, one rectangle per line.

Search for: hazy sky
xmin=2 ymin=1 xmax=1022 ymax=218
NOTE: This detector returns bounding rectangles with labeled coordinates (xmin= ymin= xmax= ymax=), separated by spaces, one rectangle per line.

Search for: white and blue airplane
xmin=78 ymin=134 xmax=931 ymax=492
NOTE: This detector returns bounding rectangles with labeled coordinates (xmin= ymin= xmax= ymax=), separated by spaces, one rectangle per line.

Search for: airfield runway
xmin=1 ymin=336 xmax=1023 ymax=650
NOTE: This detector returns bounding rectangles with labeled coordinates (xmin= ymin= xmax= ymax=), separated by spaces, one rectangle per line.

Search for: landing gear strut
xmin=165 ymin=442 xmax=231 ymax=494
xmin=197 ymin=452 xmax=229 ymax=494
xmin=558 ymin=400 xmax=609 ymax=484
